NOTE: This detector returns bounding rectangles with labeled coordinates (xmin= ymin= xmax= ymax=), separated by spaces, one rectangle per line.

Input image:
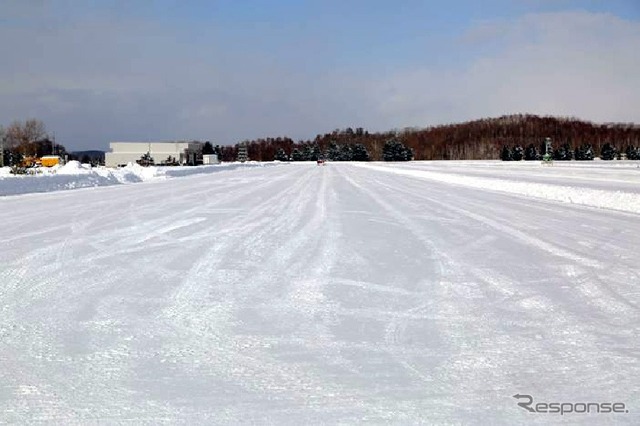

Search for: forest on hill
xmin=220 ymin=114 xmax=640 ymax=162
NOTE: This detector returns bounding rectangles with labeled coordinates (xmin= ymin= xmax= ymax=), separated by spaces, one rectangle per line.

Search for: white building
xmin=105 ymin=141 xmax=204 ymax=167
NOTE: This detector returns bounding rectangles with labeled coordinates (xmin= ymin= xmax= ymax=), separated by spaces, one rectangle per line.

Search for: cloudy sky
xmin=1 ymin=0 xmax=639 ymax=151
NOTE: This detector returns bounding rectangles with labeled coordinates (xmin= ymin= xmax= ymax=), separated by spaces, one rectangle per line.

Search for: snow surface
xmin=0 ymin=161 xmax=275 ymax=196
xmin=0 ymin=161 xmax=639 ymax=423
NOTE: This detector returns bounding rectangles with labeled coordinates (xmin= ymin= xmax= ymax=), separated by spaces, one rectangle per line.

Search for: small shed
xmin=203 ymin=154 xmax=220 ymax=165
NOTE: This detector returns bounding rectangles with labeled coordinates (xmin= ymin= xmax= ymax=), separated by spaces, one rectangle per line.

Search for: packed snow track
xmin=1 ymin=162 xmax=639 ymax=424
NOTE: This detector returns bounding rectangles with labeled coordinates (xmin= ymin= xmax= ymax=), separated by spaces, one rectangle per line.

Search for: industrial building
xmin=105 ymin=141 xmax=204 ymax=167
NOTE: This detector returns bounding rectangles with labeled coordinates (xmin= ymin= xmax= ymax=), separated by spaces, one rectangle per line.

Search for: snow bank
xmin=355 ymin=163 xmax=640 ymax=214
xmin=0 ymin=162 xmax=277 ymax=196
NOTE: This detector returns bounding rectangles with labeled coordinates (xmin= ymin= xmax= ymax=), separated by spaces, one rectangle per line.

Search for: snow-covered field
xmin=1 ymin=161 xmax=639 ymax=423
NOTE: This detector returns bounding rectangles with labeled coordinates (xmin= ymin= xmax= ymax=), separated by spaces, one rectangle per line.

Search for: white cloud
xmin=369 ymin=11 xmax=640 ymax=129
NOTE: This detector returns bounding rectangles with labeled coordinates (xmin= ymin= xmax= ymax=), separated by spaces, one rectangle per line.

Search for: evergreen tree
xmin=574 ymin=143 xmax=594 ymax=160
xmin=553 ymin=143 xmax=573 ymax=161
xmin=274 ymin=148 xmax=289 ymax=161
xmin=326 ymin=142 xmax=341 ymax=161
xmin=351 ymin=143 xmax=370 ymax=161
xmin=406 ymin=147 xmax=415 ymax=161
xmin=500 ymin=146 xmax=513 ymax=161
xmin=3 ymin=149 xmax=23 ymax=166
xmin=512 ymin=145 xmax=524 ymax=161
xmin=625 ymin=145 xmax=640 ymax=160
xmin=524 ymin=144 xmax=538 ymax=161
xmin=291 ymin=148 xmax=304 ymax=161
xmin=339 ymin=144 xmax=353 ymax=161
xmin=600 ymin=143 xmax=617 ymax=160
xmin=383 ymin=140 xmax=412 ymax=161
xmin=202 ymin=141 xmax=215 ymax=155
xmin=159 ymin=155 xmax=178 ymax=166
xmin=303 ymin=144 xmax=321 ymax=161
xmin=137 ymin=152 xmax=154 ymax=166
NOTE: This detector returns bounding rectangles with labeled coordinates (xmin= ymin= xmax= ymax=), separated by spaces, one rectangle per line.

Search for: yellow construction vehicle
xmin=41 ymin=156 xmax=63 ymax=167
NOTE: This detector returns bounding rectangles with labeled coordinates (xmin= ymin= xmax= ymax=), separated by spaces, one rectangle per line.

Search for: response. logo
xmin=513 ymin=394 xmax=629 ymax=416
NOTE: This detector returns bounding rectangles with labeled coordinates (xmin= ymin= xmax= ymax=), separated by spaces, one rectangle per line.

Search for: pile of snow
xmin=355 ymin=162 xmax=640 ymax=214
xmin=0 ymin=162 xmax=277 ymax=196
xmin=55 ymin=160 xmax=94 ymax=175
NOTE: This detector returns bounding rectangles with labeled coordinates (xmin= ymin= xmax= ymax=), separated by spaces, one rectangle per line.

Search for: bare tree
xmin=5 ymin=119 xmax=47 ymax=155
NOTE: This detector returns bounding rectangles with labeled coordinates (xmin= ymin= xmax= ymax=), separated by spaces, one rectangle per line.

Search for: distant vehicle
xmin=317 ymin=159 xmax=325 ymax=166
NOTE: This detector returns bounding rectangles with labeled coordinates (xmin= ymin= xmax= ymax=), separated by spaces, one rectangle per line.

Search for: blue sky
xmin=1 ymin=0 xmax=639 ymax=150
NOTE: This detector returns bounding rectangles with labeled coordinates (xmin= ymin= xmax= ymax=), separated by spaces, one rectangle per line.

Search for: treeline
xmin=219 ymin=129 xmax=396 ymax=162
xmin=5 ymin=114 xmax=640 ymax=166
xmin=500 ymin=142 xmax=640 ymax=161
xmin=228 ymin=114 xmax=640 ymax=161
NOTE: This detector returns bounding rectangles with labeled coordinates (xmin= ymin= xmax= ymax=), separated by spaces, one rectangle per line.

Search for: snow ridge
xmin=354 ymin=162 xmax=640 ymax=214
xmin=0 ymin=161 xmax=278 ymax=196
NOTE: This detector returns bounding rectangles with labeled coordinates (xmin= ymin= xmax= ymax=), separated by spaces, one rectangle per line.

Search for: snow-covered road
xmin=1 ymin=162 xmax=639 ymax=423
